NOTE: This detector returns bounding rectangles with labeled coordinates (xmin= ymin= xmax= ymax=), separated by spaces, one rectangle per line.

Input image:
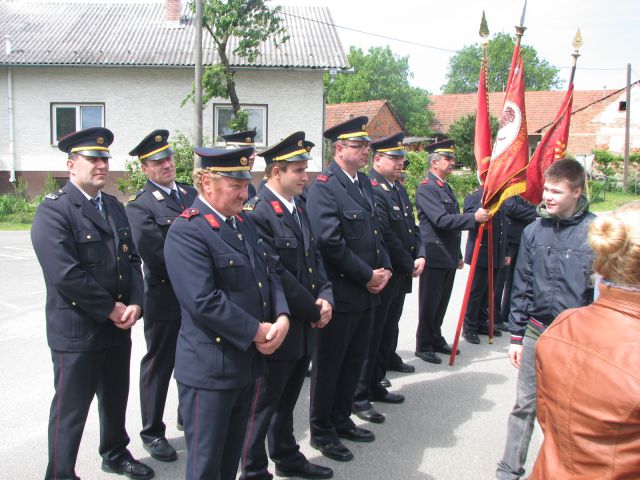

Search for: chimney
xmin=165 ymin=0 xmax=181 ymax=23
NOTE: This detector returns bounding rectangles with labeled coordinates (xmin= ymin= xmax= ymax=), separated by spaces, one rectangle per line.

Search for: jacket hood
xmin=536 ymin=192 xmax=590 ymax=224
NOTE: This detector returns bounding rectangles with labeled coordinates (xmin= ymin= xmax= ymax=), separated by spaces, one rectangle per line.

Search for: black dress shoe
xmin=380 ymin=377 xmax=391 ymax=388
xmin=353 ymin=407 xmax=385 ymax=423
xmin=434 ymin=344 xmax=460 ymax=355
xmin=463 ymin=330 xmax=481 ymax=344
xmin=415 ymin=351 xmax=442 ymax=364
xmin=101 ymin=458 xmax=154 ymax=480
xmin=387 ymin=361 xmax=415 ymax=373
xmin=337 ymin=426 xmax=375 ymax=443
xmin=143 ymin=437 xmax=177 ymax=462
xmin=496 ymin=322 xmax=510 ymax=332
xmin=372 ymin=391 xmax=405 ymax=404
xmin=310 ymin=440 xmax=354 ymax=462
xmin=276 ymin=462 xmax=334 ymax=479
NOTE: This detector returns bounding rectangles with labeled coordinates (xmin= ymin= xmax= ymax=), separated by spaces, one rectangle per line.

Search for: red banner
xmin=482 ymin=53 xmax=528 ymax=214
xmin=474 ymin=54 xmax=492 ymax=184
xmin=520 ymin=83 xmax=574 ymax=205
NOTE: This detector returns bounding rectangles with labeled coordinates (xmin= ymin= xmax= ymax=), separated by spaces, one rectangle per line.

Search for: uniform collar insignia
xmin=270 ymin=200 xmax=284 ymax=215
xmin=204 ymin=213 xmax=220 ymax=228
xmin=152 ymin=190 xmax=164 ymax=201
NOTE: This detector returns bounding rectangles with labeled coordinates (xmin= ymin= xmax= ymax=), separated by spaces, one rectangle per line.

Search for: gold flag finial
xmin=479 ymin=11 xmax=489 ymax=40
xmin=572 ymin=29 xmax=583 ymax=51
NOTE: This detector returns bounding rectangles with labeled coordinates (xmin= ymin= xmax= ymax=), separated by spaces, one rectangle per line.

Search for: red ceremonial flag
xmin=520 ymin=83 xmax=574 ymax=205
xmin=482 ymin=53 xmax=528 ymax=214
xmin=474 ymin=54 xmax=492 ymax=184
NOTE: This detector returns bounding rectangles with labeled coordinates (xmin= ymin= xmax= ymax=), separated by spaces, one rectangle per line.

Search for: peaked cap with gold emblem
xmin=194 ymin=146 xmax=254 ymax=180
xmin=58 ymin=127 xmax=114 ymax=158
xmin=129 ymin=129 xmax=174 ymax=162
xmin=323 ymin=115 xmax=371 ymax=143
xmin=372 ymin=132 xmax=407 ymax=157
xmin=259 ymin=131 xmax=314 ymax=165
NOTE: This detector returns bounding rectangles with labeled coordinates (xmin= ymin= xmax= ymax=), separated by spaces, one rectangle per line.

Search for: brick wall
xmin=366 ymin=104 xmax=404 ymax=140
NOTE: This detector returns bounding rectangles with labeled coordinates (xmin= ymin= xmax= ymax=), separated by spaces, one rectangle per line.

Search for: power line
xmin=278 ymin=9 xmax=631 ymax=73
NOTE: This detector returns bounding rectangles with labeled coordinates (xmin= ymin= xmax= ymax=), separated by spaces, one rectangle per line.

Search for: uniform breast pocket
xmin=213 ymin=252 xmax=247 ymax=291
xmin=154 ymin=216 xmax=175 ymax=230
xmin=73 ymin=228 xmax=103 ymax=266
xmin=342 ymin=208 xmax=365 ymax=238
xmin=274 ymin=237 xmax=298 ymax=250
xmin=389 ymin=208 xmax=402 ymax=223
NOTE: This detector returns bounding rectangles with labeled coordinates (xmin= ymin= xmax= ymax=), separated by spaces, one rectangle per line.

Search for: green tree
xmin=447 ymin=113 xmax=500 ymax=169
xmin=442 ymin=32 xmax=561 ymax=93
xmin=184 ymin=0 xmax=289 ymax=131
xmin=326 ymin=46 xmax=433 ymax=137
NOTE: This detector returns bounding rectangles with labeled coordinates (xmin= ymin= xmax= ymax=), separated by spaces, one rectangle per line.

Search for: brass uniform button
xmin=258 ymin=281 xmax=263 ymax=288
xmin=86 ymin=235 xmax=92 ymax=240
xmin=216 ymin=337 xmax=221 ymax=343
xmin=71 ymin=301 xmax=77 ymax=306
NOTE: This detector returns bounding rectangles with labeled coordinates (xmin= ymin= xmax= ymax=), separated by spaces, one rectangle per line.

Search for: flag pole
xmin=506 ymin=1 xmax=527 ymax=92
xmin=449 ymin=223 xmax=485 ymax=366
xmin=487 ymin=218 xmax=495 ymax=344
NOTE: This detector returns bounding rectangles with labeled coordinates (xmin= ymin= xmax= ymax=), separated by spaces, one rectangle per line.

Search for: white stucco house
xmin=0 ymin=0 xmax=349 ymax=196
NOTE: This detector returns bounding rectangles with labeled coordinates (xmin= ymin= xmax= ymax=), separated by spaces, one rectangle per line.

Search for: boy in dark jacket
xmin=496 ymin=159 xmax=595 ymax=480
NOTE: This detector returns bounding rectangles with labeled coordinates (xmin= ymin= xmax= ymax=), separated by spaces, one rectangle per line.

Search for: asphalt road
xmin=0 ymin=230 xmax=541 ymax=479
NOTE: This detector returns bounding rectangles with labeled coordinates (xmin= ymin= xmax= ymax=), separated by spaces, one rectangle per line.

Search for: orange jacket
xmin=531 ymin=284 xmax=640 ymax=479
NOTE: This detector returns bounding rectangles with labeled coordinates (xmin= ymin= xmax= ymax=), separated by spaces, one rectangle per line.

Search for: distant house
xmin=429 ymin=83 xmax=640 ymax=158
xmin=325 ymin=100 xmax=404 ymax=140
xmin=0 ymin=1 xmax=349 ymax=196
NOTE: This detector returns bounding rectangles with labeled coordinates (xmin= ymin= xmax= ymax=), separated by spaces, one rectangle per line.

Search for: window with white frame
xmin=213 ymin=105 xmax=267 ymax=146
xmin=51 ymin=103 xmax=105 ymax=144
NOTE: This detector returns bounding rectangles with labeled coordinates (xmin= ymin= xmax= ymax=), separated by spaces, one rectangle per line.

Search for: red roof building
xmin=325 ymin=100 xmax=404 ymax=140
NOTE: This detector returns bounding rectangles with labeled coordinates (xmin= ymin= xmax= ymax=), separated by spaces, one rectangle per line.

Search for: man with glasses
xmin=414 ymin=140 xmax=490 ymax=364
xmin=306 ymin=116 xmax=392 ymax=463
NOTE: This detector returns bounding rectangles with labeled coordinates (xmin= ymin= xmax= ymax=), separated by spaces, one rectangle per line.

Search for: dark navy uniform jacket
xmin=244 ymin=187 xmax=333 ymax=361
xmin=415 ymin=172 xmax=477 ymax=269
xmin=31 ymin=181 xmax=143 ymax=352
xmin=463 ymin=188 xmax=508 ymax=268
xmin=306 ymin=161 xmax=391 ymax=312
xmin=164 ymin=197 xmax=290 ymax=390
xmin=503 ymin=195 xmax=537 ymax=246
xmin=125 ymin=180 xmax=197 ymax=320
xmin=369 ymin=170 xmax=424 ymax=300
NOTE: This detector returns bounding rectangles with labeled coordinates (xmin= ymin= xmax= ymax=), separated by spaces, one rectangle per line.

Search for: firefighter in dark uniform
xmin=352 ymin=133 xmax=426 ymax=424
xmin=461 ymin=187 xmax=508 ymax=343
xmin=306 ymin=116 xmax=392 ymax=462
xmin=222 ymin=129 xmax=259 ymax=199
xmin=31 ymin=127 xmax=154 ymax=480
xmin=414 ymin=140 xmax=490 ymax=364
xmin=125 ymin=129 xmax=197 ymax=462
xmin=164 ymin=146 xmax=290 ymax=480
xmin=240 ymin=131 xmax=334 ymax=480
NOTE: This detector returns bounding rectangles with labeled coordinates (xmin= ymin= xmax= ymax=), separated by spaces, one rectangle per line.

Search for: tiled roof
xmin=0 ymin=1 xmax=349 ymax=69
xmin=325 ymin=100 xmax=401 ymax=129
xmin=429 ymin=88 xmax=620 ymax=134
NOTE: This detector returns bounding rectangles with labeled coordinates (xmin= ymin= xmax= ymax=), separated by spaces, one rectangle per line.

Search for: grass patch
xmin=589 ymin=190 xmax=640 ymax=212
xmin=0 ymin=222 xmax=32 ymax=231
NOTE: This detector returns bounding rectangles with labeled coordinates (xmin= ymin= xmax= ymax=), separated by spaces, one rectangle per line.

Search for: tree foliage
xmin=447 ymin=113 xmax=500 ymax=169
xmin=184 ymin=0 xmax=289 ymax=131
xmin=442 ymin=32 xmax=561 ymax=93
xmin=326 ymin=46 xmax=433 ymax=137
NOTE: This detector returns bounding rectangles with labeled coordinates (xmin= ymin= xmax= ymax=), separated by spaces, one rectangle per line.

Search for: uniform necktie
xmin=225 ymin=216 xmax=243 ymax=241
xmin=90 ymin=197 xmax=106 ymax=219
xmin=169 ymin=189 xmax=183 ymax=208
xmin=292 ymin=206 xmax=301 ymax=227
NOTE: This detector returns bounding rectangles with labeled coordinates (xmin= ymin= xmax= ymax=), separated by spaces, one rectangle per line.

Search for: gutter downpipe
xmin=5 ymin=35 xmax=15 ymax=183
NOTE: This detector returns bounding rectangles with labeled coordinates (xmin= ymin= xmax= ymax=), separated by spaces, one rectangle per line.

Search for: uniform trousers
xmin=46 ymin=342 xmax=132 ymax=480
xmin=139 ymin=317 xmax=180 ymax=443
xmin=179 ymin=380 xmax=255 ymax=480
xmin=310 ymin=308 xmax=373 ymax=444
xmin=416 ymin=267 xmax=456 ymax=352
xmin=240 ymin=355 xmax=311 ymax=480
xmin=353 ymin=293 xmax=405 ymax=409
xmin=500 ymin=243 xmax=521 ymax=324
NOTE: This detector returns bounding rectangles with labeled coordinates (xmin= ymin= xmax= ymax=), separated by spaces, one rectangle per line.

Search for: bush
xmin=116 ymin=132 xmax=200 ymax=195
xmin=0 ymin=177 xmax=40 ymax=223
xmin=448 ymin=171 xmax=480 ymax=201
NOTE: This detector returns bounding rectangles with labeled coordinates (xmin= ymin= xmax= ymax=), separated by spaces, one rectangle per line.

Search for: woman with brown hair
xmin=531 ymin=201 xmax=640 ymax=479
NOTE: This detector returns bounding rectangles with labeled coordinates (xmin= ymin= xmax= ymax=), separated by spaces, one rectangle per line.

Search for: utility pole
xmin=194 ymin=0 xmax=203 ymax=166
xmin=623 ymin=63 xmax=631 ymax=191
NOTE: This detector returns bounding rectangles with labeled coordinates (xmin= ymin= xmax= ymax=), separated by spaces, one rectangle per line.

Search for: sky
xmin=277 ymin=0 xmax=640 ymax=94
